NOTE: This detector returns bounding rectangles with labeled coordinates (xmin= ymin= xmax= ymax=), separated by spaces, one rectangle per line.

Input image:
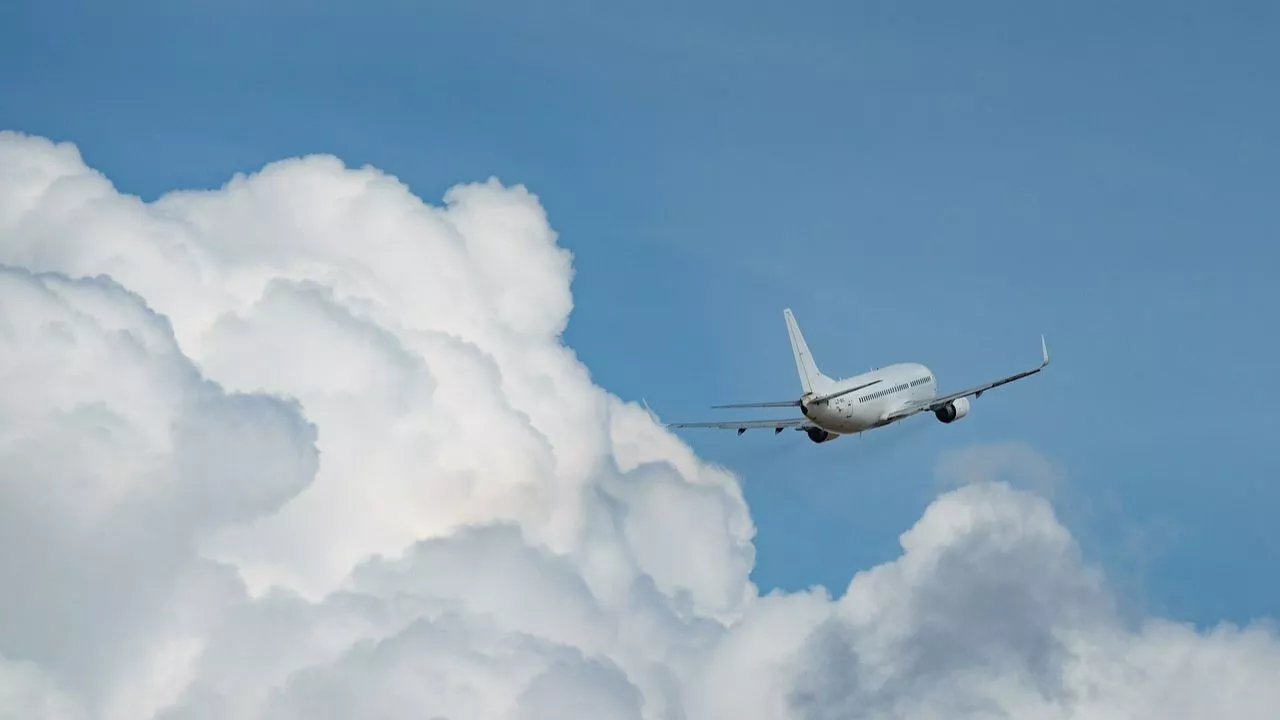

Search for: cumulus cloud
xmin=1 ymin=129 xmax=1277 ymax=720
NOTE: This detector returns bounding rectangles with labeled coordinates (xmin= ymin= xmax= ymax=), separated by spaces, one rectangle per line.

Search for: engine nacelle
xmin=934 ymin=397 xmax=971 ymax=424
xmin=805 ymin=427 xmax=841 ymax=443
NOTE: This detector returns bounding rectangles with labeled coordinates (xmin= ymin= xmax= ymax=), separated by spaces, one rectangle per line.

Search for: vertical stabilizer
xmin=783 ymin=308 xmax=834 ymax=394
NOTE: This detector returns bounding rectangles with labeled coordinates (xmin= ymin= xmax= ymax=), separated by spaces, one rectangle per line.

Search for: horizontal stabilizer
xmin=665 ymin=417 xmax=810 ymax=431
xmin=711 ymin=399 xmax=801 ymax=409
xmin=808 ymin=379 xmax=883 ymax=404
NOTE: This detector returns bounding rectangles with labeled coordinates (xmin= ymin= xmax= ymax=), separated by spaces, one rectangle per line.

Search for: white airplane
xmin=660 ymin=308 xmax=1049 ymax=444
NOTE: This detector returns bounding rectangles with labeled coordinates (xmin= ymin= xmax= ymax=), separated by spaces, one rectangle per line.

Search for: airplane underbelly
xmin=812 ymin=406 xmax=875 ymax=434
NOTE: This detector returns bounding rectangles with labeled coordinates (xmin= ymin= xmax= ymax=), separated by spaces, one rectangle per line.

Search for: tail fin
xmin=783 ymin=309 xmax=834 ymax=394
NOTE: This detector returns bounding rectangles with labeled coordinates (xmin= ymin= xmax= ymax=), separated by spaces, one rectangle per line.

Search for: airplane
xmin=657 ymin=308 xmax=1049 ymax=444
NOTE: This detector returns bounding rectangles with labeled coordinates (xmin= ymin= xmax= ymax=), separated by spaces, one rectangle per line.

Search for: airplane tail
xmin=783 ymin=309 xmax=835 ymax=395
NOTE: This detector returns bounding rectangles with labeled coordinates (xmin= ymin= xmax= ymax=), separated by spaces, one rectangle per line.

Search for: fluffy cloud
xmin=1 ymin=129 xmax=1277 ymax=720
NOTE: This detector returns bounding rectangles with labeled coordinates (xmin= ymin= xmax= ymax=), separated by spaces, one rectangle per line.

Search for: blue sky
xmin=4 ymin=0 xmax=1277 ymax=626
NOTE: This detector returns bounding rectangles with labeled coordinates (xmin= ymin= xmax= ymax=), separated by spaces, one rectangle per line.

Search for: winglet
xmin=641 ymin=398 xmax=662 ymax=425
xmin=1040 ymin=334 xmax=1050 ymax=367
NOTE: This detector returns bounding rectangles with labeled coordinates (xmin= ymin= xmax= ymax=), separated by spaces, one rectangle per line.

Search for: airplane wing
xmin=665 ymin=417 xmax=812 ymax=435
xmin=883 ymin=335 xmax=1050 ymax=422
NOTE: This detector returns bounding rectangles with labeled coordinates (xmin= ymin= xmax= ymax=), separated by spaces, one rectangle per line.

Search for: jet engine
xmin=934 ymin=397 xmax=971 ymax=423
xmin=805 ymin=427 xmax=841 ymax=443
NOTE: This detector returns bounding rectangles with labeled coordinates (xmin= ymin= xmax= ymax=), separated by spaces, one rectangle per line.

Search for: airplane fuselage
xmin=800 ymin=362 xmax=938 ymax=436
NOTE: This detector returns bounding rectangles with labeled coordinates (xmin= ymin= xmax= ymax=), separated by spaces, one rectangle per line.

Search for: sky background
xmin=3 ymin=0 xmax=1277 ymax=627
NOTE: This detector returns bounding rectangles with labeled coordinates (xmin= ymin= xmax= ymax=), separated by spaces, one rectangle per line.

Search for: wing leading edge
xmin=884 ymin=335 xmax=1050 ymax=422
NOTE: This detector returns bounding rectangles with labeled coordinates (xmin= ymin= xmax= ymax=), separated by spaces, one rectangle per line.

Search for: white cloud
xmin=1 ymin=129 xmax=1277 ymax=720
